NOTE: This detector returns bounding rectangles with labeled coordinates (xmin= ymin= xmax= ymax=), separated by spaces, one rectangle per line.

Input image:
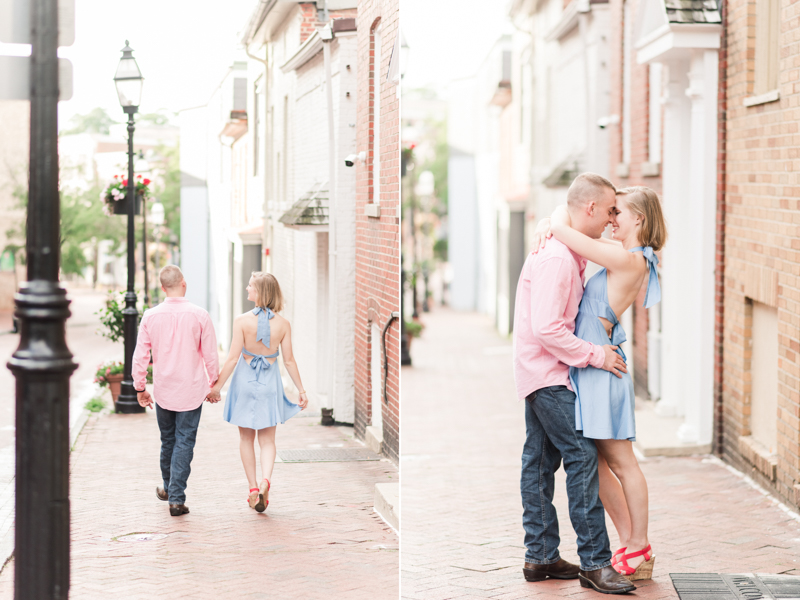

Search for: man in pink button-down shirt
xmin=132 ymin=265 xmax=219 ymax=516
xmin=513 ymin=174 xmax=634 ymax=593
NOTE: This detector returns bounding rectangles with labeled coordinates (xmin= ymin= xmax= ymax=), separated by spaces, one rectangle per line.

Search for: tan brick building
xmin=354 ymin=0 xmax=400 ymax=463
xmin=721 ymin=0 xmax=800 ymax=507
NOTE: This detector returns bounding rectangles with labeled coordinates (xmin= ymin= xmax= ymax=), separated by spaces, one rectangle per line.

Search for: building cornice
xmin=635 ymin=22 xmax=721 ymax=64
xmin=545 ymin=0 xmax=590 ymax=42
xmin=280 ymin=30 xmax=324 ymax=73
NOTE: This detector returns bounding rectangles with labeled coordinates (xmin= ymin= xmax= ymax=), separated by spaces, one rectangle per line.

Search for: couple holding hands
xmin=514 ymin=173 xmax=667 ymax=593
xmin=132 ymin=266 xmax=308 ymax=517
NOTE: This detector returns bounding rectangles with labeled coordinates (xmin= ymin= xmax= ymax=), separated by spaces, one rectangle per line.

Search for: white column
xmin=656 ymin=59 xmax=691 ymax=418
xmin=676 ymin=49 xmax=718 ymax=446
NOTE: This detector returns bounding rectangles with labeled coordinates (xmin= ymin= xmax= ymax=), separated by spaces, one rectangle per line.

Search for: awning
xmin=278 ymin=183 xmax=329 ymax=230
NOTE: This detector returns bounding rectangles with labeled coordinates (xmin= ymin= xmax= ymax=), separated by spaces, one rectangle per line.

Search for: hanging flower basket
xmin=102 ymin=174 xmax=151 ymax=216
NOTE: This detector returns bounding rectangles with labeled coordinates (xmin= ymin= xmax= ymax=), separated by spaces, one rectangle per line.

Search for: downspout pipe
xmin=322 ymin=22 xmax=338 ymax=417
xmin=245 ymin=42 xmax=271 ymax=270
xmin=382 ymin=312 xmax=400 ymax=404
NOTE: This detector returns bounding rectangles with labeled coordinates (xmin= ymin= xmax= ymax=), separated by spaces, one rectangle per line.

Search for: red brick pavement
xmin=0 ymin=402 xmax=398 ymax=599
xmin=401 ymin=308 xmax=800 ymax=599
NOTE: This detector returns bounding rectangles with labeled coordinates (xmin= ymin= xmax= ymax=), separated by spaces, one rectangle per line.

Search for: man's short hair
xmin=159 ymin=265 xmax=184 ymax=289
xmin=566 ymin=173 xmax=617 ymax=209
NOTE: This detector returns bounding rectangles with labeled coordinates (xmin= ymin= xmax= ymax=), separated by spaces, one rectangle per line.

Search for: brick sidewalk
xmin=401 ymin=308 xmax=800 ymax=599
xmin=0 ymin=402 xmax=398 ymax=599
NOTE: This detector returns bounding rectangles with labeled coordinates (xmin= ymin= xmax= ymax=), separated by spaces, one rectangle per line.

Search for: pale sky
xmin=2 ymin=0 xmax=258 ymax=129
xmin=402 ymin=0 xmax=512 ymax=91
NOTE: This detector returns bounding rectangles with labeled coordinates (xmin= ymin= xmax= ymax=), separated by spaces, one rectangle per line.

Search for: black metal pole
xmin=116 ymin=109 xmax=145 ymax=413
xmin=400 ymin=266 xmax=411 ymax=366
xmin=410 ymin=196 xmax=419 ymax=318
xmin=153 ymin=228 xmax=160 ymax=304
xmin=7 ymin=0 xmax=77 ymax=596
xmin=422 ymin=267 xmax=429 ymax=312
xmin=142 ymin=195 xmax=149 ymax=306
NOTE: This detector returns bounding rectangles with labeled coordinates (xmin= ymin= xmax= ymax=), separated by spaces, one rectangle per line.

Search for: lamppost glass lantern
xmin=114 ymin=41 xmax=144 ymax=111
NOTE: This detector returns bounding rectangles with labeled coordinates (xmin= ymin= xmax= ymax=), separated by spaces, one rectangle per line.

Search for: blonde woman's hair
xmin=616 ymin=186 xmax=668 ymax=252
xmin=251 ymin=271 xmax=284 ymax=313
xmin=567 ymin=172 xmax=617 ymax=209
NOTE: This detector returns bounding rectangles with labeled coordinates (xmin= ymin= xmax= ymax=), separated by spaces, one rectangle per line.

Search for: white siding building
xmin=181 ymin=2 xmax=359 ymax=423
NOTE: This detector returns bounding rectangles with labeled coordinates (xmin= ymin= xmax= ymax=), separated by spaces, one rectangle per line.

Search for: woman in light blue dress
xmin=534 ymin=186 xmax=667 ymax=581
xmin=209 ymin=272 xmax=308 ymax=513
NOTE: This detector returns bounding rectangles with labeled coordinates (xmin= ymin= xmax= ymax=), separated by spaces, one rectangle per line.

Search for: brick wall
xmin=721 ymin=0 xmax=800 ymax=507
xmin=605 ymin=0 xmax=663 ymax=397
xmin=299 ymin=3 xmax=358 ymax=43
xmin=354 ymin=0 xmax=400 ymax=463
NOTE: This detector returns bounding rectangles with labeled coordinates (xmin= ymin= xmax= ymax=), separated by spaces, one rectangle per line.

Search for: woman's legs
xmin=596 ymin=449 xmax=632 ymax=547
xmin=257 ymin=426 xmax=277 ymax=483
xmin=594 ymin=439 xmax=650 ymax=570
xmin=238 ymin=427 xmax=258 ymax=489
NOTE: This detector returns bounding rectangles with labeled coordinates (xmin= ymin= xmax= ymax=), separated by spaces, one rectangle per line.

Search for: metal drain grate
xmin=277 ymin=448 xmax=381 ymax=463
xmin=670 ymin=573 xmax=800 ymax=599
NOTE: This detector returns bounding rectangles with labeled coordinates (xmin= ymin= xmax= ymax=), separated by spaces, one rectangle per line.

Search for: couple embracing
xmin=513 ymin=173 xmax=667 ymax=593
xmin=132 ymin=266 xmax=308 ymax=517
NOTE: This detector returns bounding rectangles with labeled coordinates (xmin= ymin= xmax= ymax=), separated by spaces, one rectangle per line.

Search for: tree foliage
xmin=150 ymin=142 xmax=181 ymax=245
xmin=61 ymin=107 xmax=118 ymax=136
xmin=420 ymin=119 xmax=448 ymax=215
xmin=59 ymin=185 xmax=125 ymax=276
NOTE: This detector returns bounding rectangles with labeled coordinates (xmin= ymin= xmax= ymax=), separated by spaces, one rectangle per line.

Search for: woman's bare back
xmin=599 ymin=253 xmax=649 ymax=337
xmin=237 ymin=310 xmax=290 ymax=365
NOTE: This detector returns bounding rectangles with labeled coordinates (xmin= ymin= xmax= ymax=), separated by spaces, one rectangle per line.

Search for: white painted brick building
xmin=181 ymin=2 xmax=359 ymax=423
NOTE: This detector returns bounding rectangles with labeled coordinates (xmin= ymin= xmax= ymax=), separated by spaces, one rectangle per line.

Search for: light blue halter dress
xmin=223 ymin=307 xmax=301 ymax=430
xmin=569 ymin=246 xmax=661 ymax=441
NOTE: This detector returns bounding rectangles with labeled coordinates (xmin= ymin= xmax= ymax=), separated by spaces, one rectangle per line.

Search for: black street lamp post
xmin=114 ymin=41 xmax=146 ymax=414
xmin=7 ymin=0 xmax=77 ymax=596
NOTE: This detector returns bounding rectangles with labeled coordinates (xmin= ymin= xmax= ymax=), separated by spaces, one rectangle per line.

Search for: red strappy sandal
xmin=254 ymin=478 xmax=270 ymax=513
xmin=615 ymin=544 xmax=654 ymax=581
xmin=247 ymin=487 xmax=260 ymax=509
xmin=611 ymin=546 xmax=626 ymax=566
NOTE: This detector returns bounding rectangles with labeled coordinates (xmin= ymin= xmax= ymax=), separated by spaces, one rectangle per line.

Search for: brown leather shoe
xmin=523 ymin=558 xmax=580 ymax=581
xmin=156 ymin=486 xmax=168 ymax=502
xmin=169 ymin=504 xmax=189 ymax=517
xmin=579 ymin=566 xmax=636 ymax=594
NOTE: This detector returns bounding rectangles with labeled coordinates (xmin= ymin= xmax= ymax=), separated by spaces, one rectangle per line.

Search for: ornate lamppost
xmin=7 ymin=0 xmax=77 ymax=594
xmin=113 ymin=41 xmax=146 ymax=414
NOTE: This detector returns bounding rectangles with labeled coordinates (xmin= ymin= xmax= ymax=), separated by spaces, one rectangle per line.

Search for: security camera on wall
xmin=345 ymin=154 xmax=358 ymax=167
xmin=597 ymin=114 xmax=620 ymax=129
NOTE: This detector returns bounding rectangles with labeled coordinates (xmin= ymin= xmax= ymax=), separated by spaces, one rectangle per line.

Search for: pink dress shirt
xmin=513 ymin=239 xmax=606 ymax=401
xmin=132 ymin=297 xmax=219 ymax=412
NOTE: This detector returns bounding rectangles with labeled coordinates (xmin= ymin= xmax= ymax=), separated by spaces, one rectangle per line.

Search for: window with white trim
xmin=754 ymin=0 xmax=780 ymax=95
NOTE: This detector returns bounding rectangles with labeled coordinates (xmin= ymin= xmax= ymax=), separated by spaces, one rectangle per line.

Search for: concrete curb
xmin=374 ymin=482 xmax=399 ymax=533
xmin=0 ymin=407 xmax=92 ymax=574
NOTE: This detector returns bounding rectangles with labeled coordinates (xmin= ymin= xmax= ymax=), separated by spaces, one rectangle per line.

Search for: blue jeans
xmin=155 ymin=402 xmax=203 ymax=505
xmin=521 ymin=385 xmax=612 ymax=571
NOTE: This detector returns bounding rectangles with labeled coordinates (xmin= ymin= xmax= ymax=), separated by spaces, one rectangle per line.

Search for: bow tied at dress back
xmin=242 ymin=348 xmax=278 ymax=384
xmin=252 ymin=306 xmax=275 ymax=348
xmin=244 ymin=306 xmax=278 ymax=384
xmin=630 ymin=246 xmax=661 ymax=309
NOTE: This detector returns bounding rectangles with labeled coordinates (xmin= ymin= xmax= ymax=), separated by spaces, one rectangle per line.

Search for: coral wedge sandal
xmin=254 ymin=478 xmax=270 ymax=513
xmin=247 ymin=487 xmax=260 ymax=509
xmin=615 ymin=545 xmax=654 ymax=581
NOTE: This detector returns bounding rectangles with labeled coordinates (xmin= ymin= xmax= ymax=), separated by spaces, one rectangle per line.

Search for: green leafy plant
xmin=84 ymin=397 xmax=107 ymax=413
xmin=95 ymin=292 xmax=146 ymax=343
xmin=102 ymin=175 xmax=151 ymax=216
xmin=405 ymin=320 xmax=424 ymax=339
xmin=94 ymin=360 xmax=124 ymax=388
